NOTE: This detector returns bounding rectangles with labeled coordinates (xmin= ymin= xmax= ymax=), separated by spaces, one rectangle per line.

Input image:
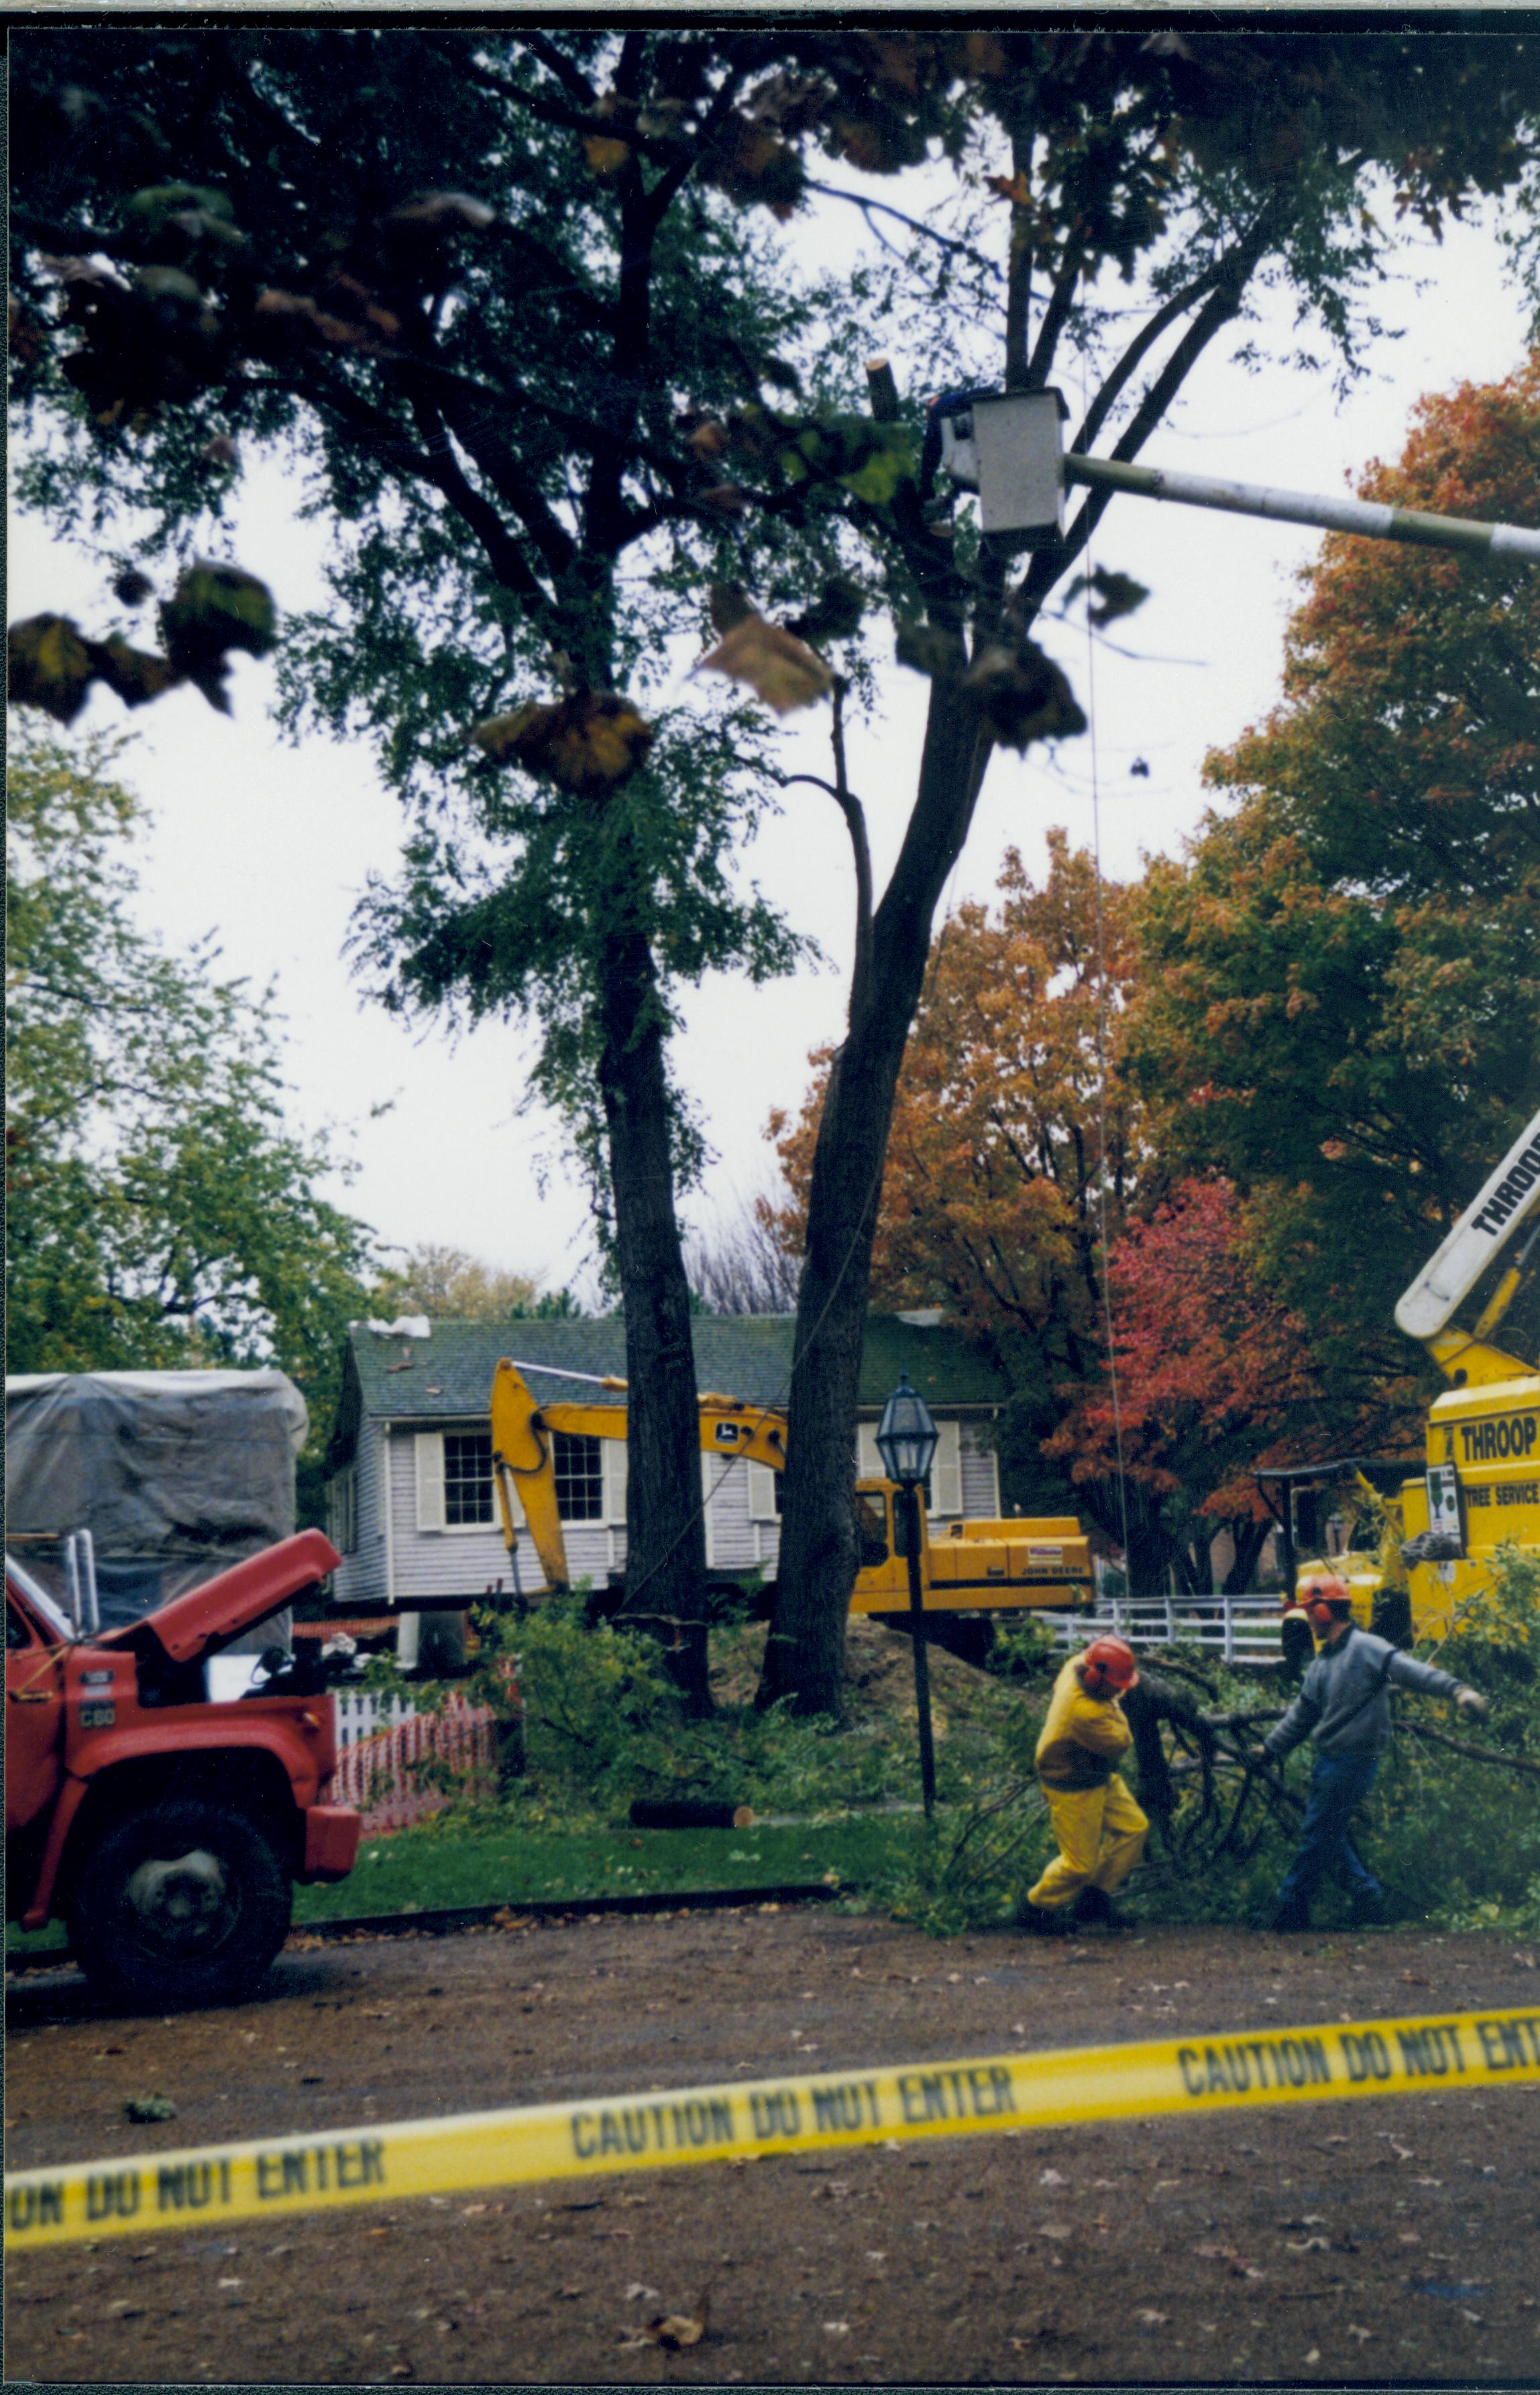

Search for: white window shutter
xmin=930 ymin=1420 xmax=963 ymax=1519
xmin=603 ymin=1436 xmax=628 ymax=1526
xmin=856 ymin=1423 xmax=883 ymax=1480
xmin=415 ymin=1432 xmax=445 ymax=1531
xmin=746 ymin=1460 xmax=779 ymax=1522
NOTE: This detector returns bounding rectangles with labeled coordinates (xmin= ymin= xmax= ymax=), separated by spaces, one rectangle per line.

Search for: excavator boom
xmin=489 ymin=1359 xmax=787 ymax=1591
xmin=488 ymin=1356 xmax=1090 ymax=1615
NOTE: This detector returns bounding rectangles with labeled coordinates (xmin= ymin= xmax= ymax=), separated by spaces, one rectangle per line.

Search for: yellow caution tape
xmin=6 ymin=2005 xmax=1537 ymax=2249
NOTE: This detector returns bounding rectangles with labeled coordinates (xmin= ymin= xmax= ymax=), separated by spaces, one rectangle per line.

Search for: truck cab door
xmin=5 ymin=1600 xmax=66 ymax=1831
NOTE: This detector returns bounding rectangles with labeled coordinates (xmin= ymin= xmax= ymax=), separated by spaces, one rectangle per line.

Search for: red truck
xmin=5 ymin=1529 xmax=360 ymax=2007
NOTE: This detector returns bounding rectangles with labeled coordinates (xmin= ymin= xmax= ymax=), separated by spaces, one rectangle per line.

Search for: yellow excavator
xmin=1278 ymin=1106 xmax=1540 ymax=1654
xmin=488 ymin=1357 xmax=1091 ymax=1654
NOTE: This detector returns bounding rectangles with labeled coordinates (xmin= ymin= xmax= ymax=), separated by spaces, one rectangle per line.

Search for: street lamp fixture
xmin=875 ymin=1373 xmax=941 ymax=1492
xmin=875 ymin=1375 xmax=940 ymax=1820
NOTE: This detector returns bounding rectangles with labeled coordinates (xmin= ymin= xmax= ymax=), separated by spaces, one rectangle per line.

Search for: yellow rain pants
xmin=1027 ymin=1773 xmax=1148 ymax=1911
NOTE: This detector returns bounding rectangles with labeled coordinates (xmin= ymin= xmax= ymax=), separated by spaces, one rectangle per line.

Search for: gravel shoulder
xmin=6 ymin=1911 xmax=1539 ymax=2385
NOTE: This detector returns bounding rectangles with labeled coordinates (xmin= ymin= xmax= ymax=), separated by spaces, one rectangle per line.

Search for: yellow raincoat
xmin=1026 ymin=1654 xmax=1148 ymax=1911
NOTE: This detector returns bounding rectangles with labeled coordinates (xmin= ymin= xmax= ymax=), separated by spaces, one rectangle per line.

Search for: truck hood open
xmin=97 ymin=1530 xmax=341 ymax=1666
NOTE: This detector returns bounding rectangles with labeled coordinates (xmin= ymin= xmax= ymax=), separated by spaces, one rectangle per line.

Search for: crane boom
xmin=1394 ymin=1108 xmax=1540 ymax=1342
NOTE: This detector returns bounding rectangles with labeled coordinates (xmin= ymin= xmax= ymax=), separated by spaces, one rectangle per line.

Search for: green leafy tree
xmin=5 ymin=725 xmax=378 ymax=1517
xmin=7 ymin=25 xmax=920 ymax=1706
xmin=1129 ymin=355 xmax=1540 ymax=1388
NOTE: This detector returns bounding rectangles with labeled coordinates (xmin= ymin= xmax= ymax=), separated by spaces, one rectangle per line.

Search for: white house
xmin=323 ymin=1312 xmax=1010 ymax=1627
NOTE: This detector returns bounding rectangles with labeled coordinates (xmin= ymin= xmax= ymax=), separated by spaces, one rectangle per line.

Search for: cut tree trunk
xmin=1222 ymin=1516 xmax=1272 ymax=1595
xmin=598 ymin=925 xmax=712 ymax=1716
xmin=761 ymin=680 xmax=989 ymax=1715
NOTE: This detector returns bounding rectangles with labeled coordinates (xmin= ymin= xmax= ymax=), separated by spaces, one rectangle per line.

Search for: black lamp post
xmin=876 ymin=1373 xmax=940 ymax=1820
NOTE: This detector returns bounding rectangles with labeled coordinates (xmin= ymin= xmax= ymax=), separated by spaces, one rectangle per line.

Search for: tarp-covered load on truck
xmin=5 ymin=1369 xmax=309 ymax=1636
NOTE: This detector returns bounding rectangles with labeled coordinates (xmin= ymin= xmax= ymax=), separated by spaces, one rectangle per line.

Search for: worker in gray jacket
xmin=1261 ymin=1572 xmax=1490 ymax=1931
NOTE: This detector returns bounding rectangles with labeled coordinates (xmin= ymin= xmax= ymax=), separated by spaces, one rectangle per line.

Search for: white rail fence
xmin=332 ymin=1691 xmax=498 ymax=1832
xmin=1034 ymin=1593 xmax=1285 ymax=1666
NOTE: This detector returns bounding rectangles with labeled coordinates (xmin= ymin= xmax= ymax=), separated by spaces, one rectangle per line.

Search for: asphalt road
xmin=6 ymin=1911 xmax=1539 ymax=2384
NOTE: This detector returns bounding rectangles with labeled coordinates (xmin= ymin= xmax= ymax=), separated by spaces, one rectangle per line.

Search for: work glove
xmin=1454 ymin=1685 xmax=1490 ymax=1724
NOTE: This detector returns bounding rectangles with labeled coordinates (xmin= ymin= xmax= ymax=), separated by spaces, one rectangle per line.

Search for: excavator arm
xmin=489 ymin=1359 xmax=788 ymax=1593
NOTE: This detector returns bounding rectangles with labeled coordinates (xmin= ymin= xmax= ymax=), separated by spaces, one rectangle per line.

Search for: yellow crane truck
xmin=1282 ymin=1108 xmax=1540 ymax=1652
xmin=1390 ymin=1106 xmax=1540 ymax=1638
xmin=487 ymin=1357 xmax=1091 ymax=1656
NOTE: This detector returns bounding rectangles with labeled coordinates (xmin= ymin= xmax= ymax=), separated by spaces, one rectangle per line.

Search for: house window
xmin=329 ymin=1465 xmax=358 ymax=1554
xmin=553 ymin=1430 xmax=604 ymax=1522
xmin=443 ymin=1432 xmax=494 ymax=1527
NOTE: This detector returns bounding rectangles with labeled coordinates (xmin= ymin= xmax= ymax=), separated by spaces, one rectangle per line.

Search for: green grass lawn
xmin=5 ymin=1813 xmax=920 ymax=1962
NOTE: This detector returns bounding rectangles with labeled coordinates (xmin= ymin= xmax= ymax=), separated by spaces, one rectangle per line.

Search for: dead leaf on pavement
xmin=1194 ymin=2241 xmax=1263 ymax=2279
xmin=639 ymin=2292 xmax=709 ymax=2350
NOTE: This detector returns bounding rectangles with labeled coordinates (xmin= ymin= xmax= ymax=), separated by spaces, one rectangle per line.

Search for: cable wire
xmin=1079 ymin=368 xmax=1134 ymax=1589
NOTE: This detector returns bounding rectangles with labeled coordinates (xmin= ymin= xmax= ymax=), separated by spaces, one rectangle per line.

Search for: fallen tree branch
xmin=1404 ymin=1722 xmax=1540 ymax=1776
xmin=1143 ymin=1652 xmax=1220 ymax=1698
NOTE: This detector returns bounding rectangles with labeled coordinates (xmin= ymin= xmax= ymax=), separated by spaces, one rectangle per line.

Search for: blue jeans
xmin=1274 ymin=1750 xmax=1382 ymax=1918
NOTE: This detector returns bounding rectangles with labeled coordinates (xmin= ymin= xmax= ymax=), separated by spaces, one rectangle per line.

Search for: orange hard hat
xmin=1299 ymin=1571 xmax=1352 ymax=1624
xmin=1081 ymin=1636 xmax=1138 ymax=1695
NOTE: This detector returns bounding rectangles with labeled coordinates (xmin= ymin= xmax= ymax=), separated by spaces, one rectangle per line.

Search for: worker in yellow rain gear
xmin=1020 ymin=1636 xmax=1148 ymax=1936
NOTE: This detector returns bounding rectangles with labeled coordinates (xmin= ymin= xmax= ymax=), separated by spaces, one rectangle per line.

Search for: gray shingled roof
xmin=331 ymin=1314 xmax=1006 ymax=1458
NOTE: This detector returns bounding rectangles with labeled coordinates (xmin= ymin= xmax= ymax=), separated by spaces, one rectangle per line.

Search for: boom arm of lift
xmin=488 ymin=1358 xmax=788 ymax=1592
xmin=1394 ymin=1106 xmax=1540 ymax=1385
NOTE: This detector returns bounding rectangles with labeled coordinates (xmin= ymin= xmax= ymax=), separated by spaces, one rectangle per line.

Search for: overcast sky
xmin=9 ymin=182 xmax=1531 ymax=1305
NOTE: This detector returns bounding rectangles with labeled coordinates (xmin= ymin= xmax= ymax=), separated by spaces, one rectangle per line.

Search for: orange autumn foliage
xmin=771 ymin=831 xmax=1137 ymax=1387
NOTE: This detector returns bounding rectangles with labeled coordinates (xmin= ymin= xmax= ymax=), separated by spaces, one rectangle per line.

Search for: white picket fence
xmin=333 ymin=1689 xmax=420 ymax=1750
xmin=1034 ymin=1593 xmax=1285 ymax=1666
xmin=331 ymin=1691 xmax=498 ymax=1831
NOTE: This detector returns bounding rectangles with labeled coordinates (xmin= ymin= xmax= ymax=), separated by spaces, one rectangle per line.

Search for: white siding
xmin=357 ymin=1407 xmax=997 ymax=1610
xmin=389 ymin=1428 xmax=515 ymax=1602
xmin=388 ymin=1425 xmax=624 ymax=1600
xmin=330 ymin=1422 xmax=389 ymax=1611
xmin=702 ymin=1449 xmax=769 ymax=1571
xmin=959 ymin=1420 xmax=1000 ymax=1518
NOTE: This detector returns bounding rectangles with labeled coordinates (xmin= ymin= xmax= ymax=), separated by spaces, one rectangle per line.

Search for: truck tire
xmin=69 ymin=1797 xmax=292 ymax=2009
